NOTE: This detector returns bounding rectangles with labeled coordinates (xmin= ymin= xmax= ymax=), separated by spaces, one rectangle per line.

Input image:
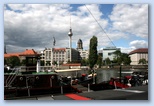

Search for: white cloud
xmin=117 ymin=47 xmax=134 ymax=53
xmin=110 ymin=4 xmax=148 ymax=38
xmin=4 ymin=4 xmax=148 ymax=53
xmin=4 ymin=4 xmax=109 ymax=52
xmin=129 ymin=40 xmax=148 ymax=49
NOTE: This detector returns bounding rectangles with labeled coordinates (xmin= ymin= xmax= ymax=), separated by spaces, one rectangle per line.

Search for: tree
xmin=81 ymin=58 xmax=89 ymax=66
xmin=105 ymin=57 xmax=111 ymax=65
xmin=113 ymin=50 xmax=131 ymax=65
xmin=7 ymin=56 xmax=21 ymax=68
xmin=121 ymin=53 xmax=131 ymax=65
xmin=138 ymin=58 xmax=147 ymax=65
xmin=113 ymin=50 xmax=122 ymax=65
xmin=97 ymin=54 xmax=102 ymax=68
xmin=89 ymin=36 xmax=98 ymax=69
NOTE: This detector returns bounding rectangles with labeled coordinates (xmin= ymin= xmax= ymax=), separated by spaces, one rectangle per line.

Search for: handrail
xmin=6 ymin=68 xmax=20 ymax=87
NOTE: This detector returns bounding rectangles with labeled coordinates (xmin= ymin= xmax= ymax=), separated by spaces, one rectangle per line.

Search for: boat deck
xmin=6 ymin=85 xmax=148 ymax=100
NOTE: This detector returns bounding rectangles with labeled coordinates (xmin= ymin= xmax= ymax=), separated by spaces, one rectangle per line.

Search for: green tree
xmin=121 ymin=53 xmax=131 ymax=65
xmin=89 ymin=36 xmax=98 ymax=69
xmin=81 ymin=58 xmax=89 ymax=66
xmin=113 ymin=50 xmax=122 ymax=65
xmin=138 ymin=58 xmax=147 ymax=65
xmin=97 ymin=54 xmax=102 ymax=68
xmin=113 ymin=50 xmax=131 ymax=65
xmin=7 ymin=56 xmax=21 ymax=68
xmin=105 ymin=57 xmax=111 ymax=65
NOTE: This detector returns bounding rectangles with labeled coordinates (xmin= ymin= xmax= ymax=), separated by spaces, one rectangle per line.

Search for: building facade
xmin=103 ymin=47 xmax=121 ymax=63
xmin=129 ymin=48 xmax=148 ymax=65
xmin=76 ymin=39 xmax=89 ymax=60
xmin=41 ymin=48 xmax=80 ymax=66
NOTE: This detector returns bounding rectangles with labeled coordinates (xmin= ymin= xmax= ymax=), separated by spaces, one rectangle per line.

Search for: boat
xmin=4 ymin=66 xmax=80 ymax=99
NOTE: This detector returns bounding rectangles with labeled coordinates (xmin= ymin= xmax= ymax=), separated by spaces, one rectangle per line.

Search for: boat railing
xmin=5 ymin=68 xmax=20 ymax=87
xmin=38 ymin=66 xmax=55 ymax=72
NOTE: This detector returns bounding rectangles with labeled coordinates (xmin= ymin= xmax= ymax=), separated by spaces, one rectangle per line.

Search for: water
xmin=56 ymin=68 xmax=146 ymax=83
xmin=96 ymin=69 xmax=135 ymax=83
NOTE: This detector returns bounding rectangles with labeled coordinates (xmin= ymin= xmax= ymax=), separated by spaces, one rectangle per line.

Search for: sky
xmin=4 ymin=4 xmax=148 ymax=53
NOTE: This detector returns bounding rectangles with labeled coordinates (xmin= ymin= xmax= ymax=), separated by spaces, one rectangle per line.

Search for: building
xmin=77 ymin=39 xmax=83 ymax=51
xmin=76 ymin=39 xmax=89 ymax=60
xmin=129 ymin=48 xmax=148 ymax=65
xmin=103 ymin=47 xmax=121 ymax=63
xmin=41 ymin=48 xmax=80 ymax=66
xmin=4 ymin=49 xmax=40 ymax=70
xmin=4 ymin=49 xmax=39 ymax=61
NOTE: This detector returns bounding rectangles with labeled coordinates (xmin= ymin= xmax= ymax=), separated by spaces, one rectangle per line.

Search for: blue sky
xmin=4 ymin=4 xmax=148 ymax=53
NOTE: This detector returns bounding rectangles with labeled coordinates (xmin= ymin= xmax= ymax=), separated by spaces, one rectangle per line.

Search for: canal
xmin=57 ymin=68 xmax=147 ymax=83
xmin=96 ymin=68 xmax=147 ymax=83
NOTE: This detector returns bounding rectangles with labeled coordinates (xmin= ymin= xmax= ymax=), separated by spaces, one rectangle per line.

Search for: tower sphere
xmin=68 ymin=29 xmax=73 ymax=37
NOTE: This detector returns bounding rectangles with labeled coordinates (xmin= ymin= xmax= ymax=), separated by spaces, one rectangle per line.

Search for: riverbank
xmin=98 ymin=65 xmax=148 ymax=70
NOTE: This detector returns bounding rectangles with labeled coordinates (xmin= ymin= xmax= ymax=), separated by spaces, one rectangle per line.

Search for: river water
xmin=96 ymin=68 xmax=147 ymax=83
xmin=57 ymin=68 xmax=146 ymax=83
xmin=96 ymin=69 xmax=131 ymax=83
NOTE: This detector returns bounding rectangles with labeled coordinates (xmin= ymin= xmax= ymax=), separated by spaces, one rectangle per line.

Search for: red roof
xmin=53 ymin=48 xmax=66 ymax=52
xmin=19 ymin=49 xmax=38 ymax=56
xmin=129 ymin=48 xmax=148 ymax=55
xmin=4 ymin=49 xmax=38 ymax=58
xmin=4 ymin=53 xmax=21 ymax=58
xmin=62 ymin=63 xmax=81 ymax=66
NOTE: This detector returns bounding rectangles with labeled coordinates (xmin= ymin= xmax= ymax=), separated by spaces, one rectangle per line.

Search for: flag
xmin=53 ymin=36 xmax=56 ymax=46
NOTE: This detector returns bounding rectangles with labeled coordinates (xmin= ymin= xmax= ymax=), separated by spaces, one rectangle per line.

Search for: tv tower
xmin=68 ymin=14 xmax=73 ymax=62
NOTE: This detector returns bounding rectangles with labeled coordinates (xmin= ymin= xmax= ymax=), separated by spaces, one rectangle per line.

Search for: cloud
xmin=4 ymin=4 xmax=148 ymax=54
xmin=129 ymin=40 xmax=148 ymax=49
xmin=109 ymin=4 xmax=148 ymax=38
xmin=117 ymin=47 xmax=134 ymax=53
xmin=4 ymin=4 xmax=109 ymax=52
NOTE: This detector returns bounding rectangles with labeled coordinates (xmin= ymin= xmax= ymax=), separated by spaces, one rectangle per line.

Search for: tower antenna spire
xmin=70 ymin=13 xmax=71 ymax=29
xmin=68 ymin=13 xmax=73 ymax=62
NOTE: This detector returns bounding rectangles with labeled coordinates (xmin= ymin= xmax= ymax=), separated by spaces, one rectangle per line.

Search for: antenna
xmin=70 ymin=13 xmax=71 ymax=28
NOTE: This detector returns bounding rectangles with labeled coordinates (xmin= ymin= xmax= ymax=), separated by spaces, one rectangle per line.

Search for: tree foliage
xmin=81 ymin=58 xmax=89 ymax=66
xmin=89 ymin=36 xmax=98 ymax=69
xmin=6 ymin=56 xmax=21 ymax=67
xmin=105 ymin=57 xmax=111 ymax=65
xmin=138 ymin=58 xmax=147 ymax=65
xmin=97 ymin=54 xmax=102 ymax=68
xmin=121 ymin=53 xmax=131 ymax=65
xmin=113 ymin=50 xmax=131 ymax=65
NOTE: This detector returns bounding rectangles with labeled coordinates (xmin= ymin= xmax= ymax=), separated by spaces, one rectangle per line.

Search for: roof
xmin=4 ymin=49 xmax=39 ymax=58
xmin=4 ymin=53 xmax=21 ymax=58
xmin=129 ymin=48 xmax=148 ymax=55
xmin=62 ymin=63 xmax=81 ymax=66
xmin=53 ymin=48 xmax=66 ymax=52
xmin=78 ymin=39 xmax=82 ymax=44
xmin=19 ymin=49 xmax=38 ymax=56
